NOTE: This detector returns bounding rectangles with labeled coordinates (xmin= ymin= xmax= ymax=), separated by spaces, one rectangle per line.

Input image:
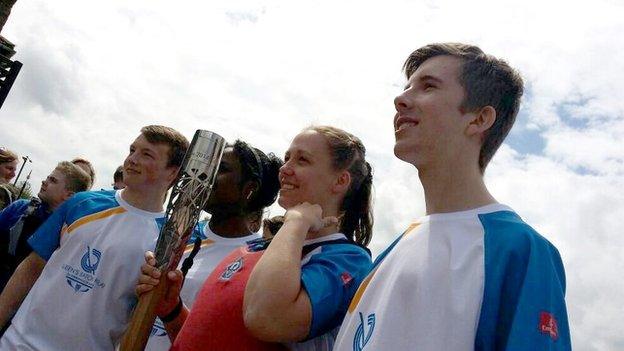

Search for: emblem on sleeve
xmin=538 ymin=311 xmax=559 ymax=340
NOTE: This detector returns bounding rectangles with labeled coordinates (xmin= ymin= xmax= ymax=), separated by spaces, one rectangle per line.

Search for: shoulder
xmin=60 ymin=190 xmax=121 ymax=222
xmin=302 ymin=239 xmax=372 ymax=274
xmin=2 ymin=198 xmax=30 ymax=215
xmin=478 ymin=210 xmax=560 ymax=257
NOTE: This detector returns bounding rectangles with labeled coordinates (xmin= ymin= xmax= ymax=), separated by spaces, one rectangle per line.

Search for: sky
xmin=1 ymin=0 xmax=623 ymax=349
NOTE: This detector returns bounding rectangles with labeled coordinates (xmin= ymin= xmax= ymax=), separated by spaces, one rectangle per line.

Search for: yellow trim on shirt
xmin=63 ymin=206 xmax=127 ymax=236
xmin=348 ymin=222 xmax=420 ymax=313
xmin=183 ymin=239 xmax=215 ymax=253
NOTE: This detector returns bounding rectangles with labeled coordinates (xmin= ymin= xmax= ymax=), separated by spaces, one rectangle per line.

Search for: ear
xmin=465 ymin=105 xmax=496 ymax=138
xmin=165 ymin=166 xmax=180 ymax=185
xmin=331 ymin=170 xmax=351 ymax=195
xmin=62 ymin=190 xmax=75 ymax=202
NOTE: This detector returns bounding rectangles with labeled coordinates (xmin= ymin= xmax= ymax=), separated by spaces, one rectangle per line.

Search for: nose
xmin=279 ymin=162 xmax=293 ymax=177
xmin=394 ymin=90 xmax=412 ymax=113
xmin=125 ymin=152 xmax=138 ymax=166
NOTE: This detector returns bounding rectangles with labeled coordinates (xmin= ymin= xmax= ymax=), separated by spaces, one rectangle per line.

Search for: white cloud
xmin=1 ymin=0 xmax=622 ymax=349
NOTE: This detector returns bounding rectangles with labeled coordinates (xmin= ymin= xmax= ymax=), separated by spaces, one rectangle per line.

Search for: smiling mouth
xmin=280 ymin=184 xmax=296 ymax=191
xmin=395 ymin=121 xmax=418 ymax=132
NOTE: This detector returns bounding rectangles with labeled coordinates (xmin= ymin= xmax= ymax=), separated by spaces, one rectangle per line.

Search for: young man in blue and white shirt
xmin=334 ymin=43 xmax=571 ymax=351
xmin=0 ymin=125 xmax=189 ymax=351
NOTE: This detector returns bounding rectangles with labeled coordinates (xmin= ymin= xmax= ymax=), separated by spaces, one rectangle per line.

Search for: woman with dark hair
xmin=143 ymin=140 xmax=282 ymax=351
xmin=138 ymin=126 xmax=374 ymax=350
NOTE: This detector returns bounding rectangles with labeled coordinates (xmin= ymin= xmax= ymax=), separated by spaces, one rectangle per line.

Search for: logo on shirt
xmin=219 ymin=257 xmax=243 ymax=281
xmin=63 ymin=246 xmax=106 ymax=293
xmin=81 ymin=246 xmax=102 ymax=274
xmin=353 ymin=312 xmax=375 ymax=351
xmin=151 ymin=319 xmax=168 ymax=337
xmin=538 ymin=311 xmax=559 ymax=340
xmin=341 ymin=272 xmax=353 ymax=285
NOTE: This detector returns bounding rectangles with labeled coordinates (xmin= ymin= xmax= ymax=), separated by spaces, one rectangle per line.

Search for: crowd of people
xmin=0 ymin=42 xmax=571 ymax=350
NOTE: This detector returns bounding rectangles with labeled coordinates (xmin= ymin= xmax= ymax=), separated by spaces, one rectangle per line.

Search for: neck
xmin=418 ymin=160 xmax=496 ymax=215
xmin=120 ymin=187 xmax=166 ymax=212
xmin=209 ymin=214 xmax=253 ymax=238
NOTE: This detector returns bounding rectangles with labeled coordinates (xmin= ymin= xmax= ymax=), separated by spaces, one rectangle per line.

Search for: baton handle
xmin=119 ymin=276 xmax=170 ymax=350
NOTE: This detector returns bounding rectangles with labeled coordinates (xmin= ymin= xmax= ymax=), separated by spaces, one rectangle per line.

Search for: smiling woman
xmin=135 ymin=125 xmax=375 ymax=350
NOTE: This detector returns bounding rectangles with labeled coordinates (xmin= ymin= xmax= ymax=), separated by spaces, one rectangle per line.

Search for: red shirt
xmin=171 ymin=246 xmax=286 ymax=351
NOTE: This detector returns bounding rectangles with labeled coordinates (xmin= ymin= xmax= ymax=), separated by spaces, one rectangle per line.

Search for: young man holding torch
xmin=0 ymin=125 xmax=188 ymax=351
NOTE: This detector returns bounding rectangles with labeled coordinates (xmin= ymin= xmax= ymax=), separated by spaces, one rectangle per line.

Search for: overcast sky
xmin=1 ymin=0 xmax=623 ymax=349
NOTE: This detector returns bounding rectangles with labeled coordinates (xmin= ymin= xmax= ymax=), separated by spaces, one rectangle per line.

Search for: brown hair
xmin=403 ymin=42 xmax=524 ymax=172
xmin=56 ymin=161 xmax=91 ymax=193
xmin=0 ymin=148 xmax=18 ymax=164
xmin=113 ymin=165 xmax=124 ymax=182
xmin=140 ymin=125 xmax=190 ymax=168
xmin=305 ymin=126 xmax=373 ymax=246
xmin=71 ymin=157 xmax=95 ymax=189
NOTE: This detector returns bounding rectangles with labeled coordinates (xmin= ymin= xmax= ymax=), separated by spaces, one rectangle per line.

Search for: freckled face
xmin=122 ymin=134 xmax=176 ymax=190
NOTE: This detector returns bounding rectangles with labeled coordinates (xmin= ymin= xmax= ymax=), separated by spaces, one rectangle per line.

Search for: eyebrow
xmin=420 ymin=74 xmax=443 ymax=84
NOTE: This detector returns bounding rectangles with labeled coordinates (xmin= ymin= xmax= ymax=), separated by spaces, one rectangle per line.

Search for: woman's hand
xmin=135 ymin=251 xmax=184 ymax=318
xmin=284 ymin=202 xmax=338 ymax=233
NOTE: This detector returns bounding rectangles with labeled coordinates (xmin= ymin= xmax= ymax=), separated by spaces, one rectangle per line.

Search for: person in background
xmin=113 ymin=166 xmax=125 ymax=190
xmin=0 ymin=148 xmax=19 ymax=210
xmin=261 ymin=215 xmax=284 ymax=240
xmin=0 ymin=161 xmax=91 ymax=292
xmin=71 ymin=157 xmax=96 ymax=190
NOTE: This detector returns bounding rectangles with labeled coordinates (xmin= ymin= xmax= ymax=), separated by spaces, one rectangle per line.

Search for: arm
xmin=0 ymin=252 xmax=46 ymax=328
xmin=243 ymin=202 xmax=336 ymax=342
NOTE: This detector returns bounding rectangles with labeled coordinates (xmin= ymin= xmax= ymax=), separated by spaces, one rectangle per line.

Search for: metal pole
xmin=12 ymin=155 xmax=30 ymax=185
xmin=17 ymin=169 xmax=31 ymax=198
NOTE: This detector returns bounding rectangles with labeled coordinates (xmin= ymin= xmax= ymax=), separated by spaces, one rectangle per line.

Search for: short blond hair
xmin=56 ymin=161 xmax=91 ymax=193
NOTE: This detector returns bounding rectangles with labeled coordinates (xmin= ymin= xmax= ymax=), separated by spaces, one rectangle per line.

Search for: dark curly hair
xmin=231 ymin=140 xmax=282 ymax=213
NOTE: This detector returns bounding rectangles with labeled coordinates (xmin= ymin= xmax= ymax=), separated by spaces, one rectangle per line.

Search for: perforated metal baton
xmin=120 ymin=130 xmax=225 ymax=351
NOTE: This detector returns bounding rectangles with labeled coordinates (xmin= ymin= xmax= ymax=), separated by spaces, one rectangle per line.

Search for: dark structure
xmin=0 ymin=35 xmax=21 ymax=109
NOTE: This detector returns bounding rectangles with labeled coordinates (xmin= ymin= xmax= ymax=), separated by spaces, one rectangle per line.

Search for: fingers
xmin=163 ymin=270 xmax=184 ymax=305
xmin=144 ymin=251 xmax=156 ymax=266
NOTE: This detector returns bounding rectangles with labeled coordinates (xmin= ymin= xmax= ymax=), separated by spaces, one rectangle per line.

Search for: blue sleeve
xmin=300 ymin=243 xmax=372 ymax=339
xmin=27 ymin=199 xmax=72 ymax=261
xmin=0 ymin=200 xmax=29 ymax=231
xmin=475 ymin=212 xmax=571 ymax=351
xmin=190 ymin=221 xmax=207 ymax=243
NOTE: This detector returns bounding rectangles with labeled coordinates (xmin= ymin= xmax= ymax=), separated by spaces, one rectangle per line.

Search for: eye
xmin=298 ymin=156 xmax=309 ymax=164
xmin=424 ymin=83 xmax=435 ymax=91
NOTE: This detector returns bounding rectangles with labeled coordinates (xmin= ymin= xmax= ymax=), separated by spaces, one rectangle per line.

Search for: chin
xmin=394 ymin=142 xmax=418 ymax=164
xmin=277 ymin=196 xmax=295 ymax=210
